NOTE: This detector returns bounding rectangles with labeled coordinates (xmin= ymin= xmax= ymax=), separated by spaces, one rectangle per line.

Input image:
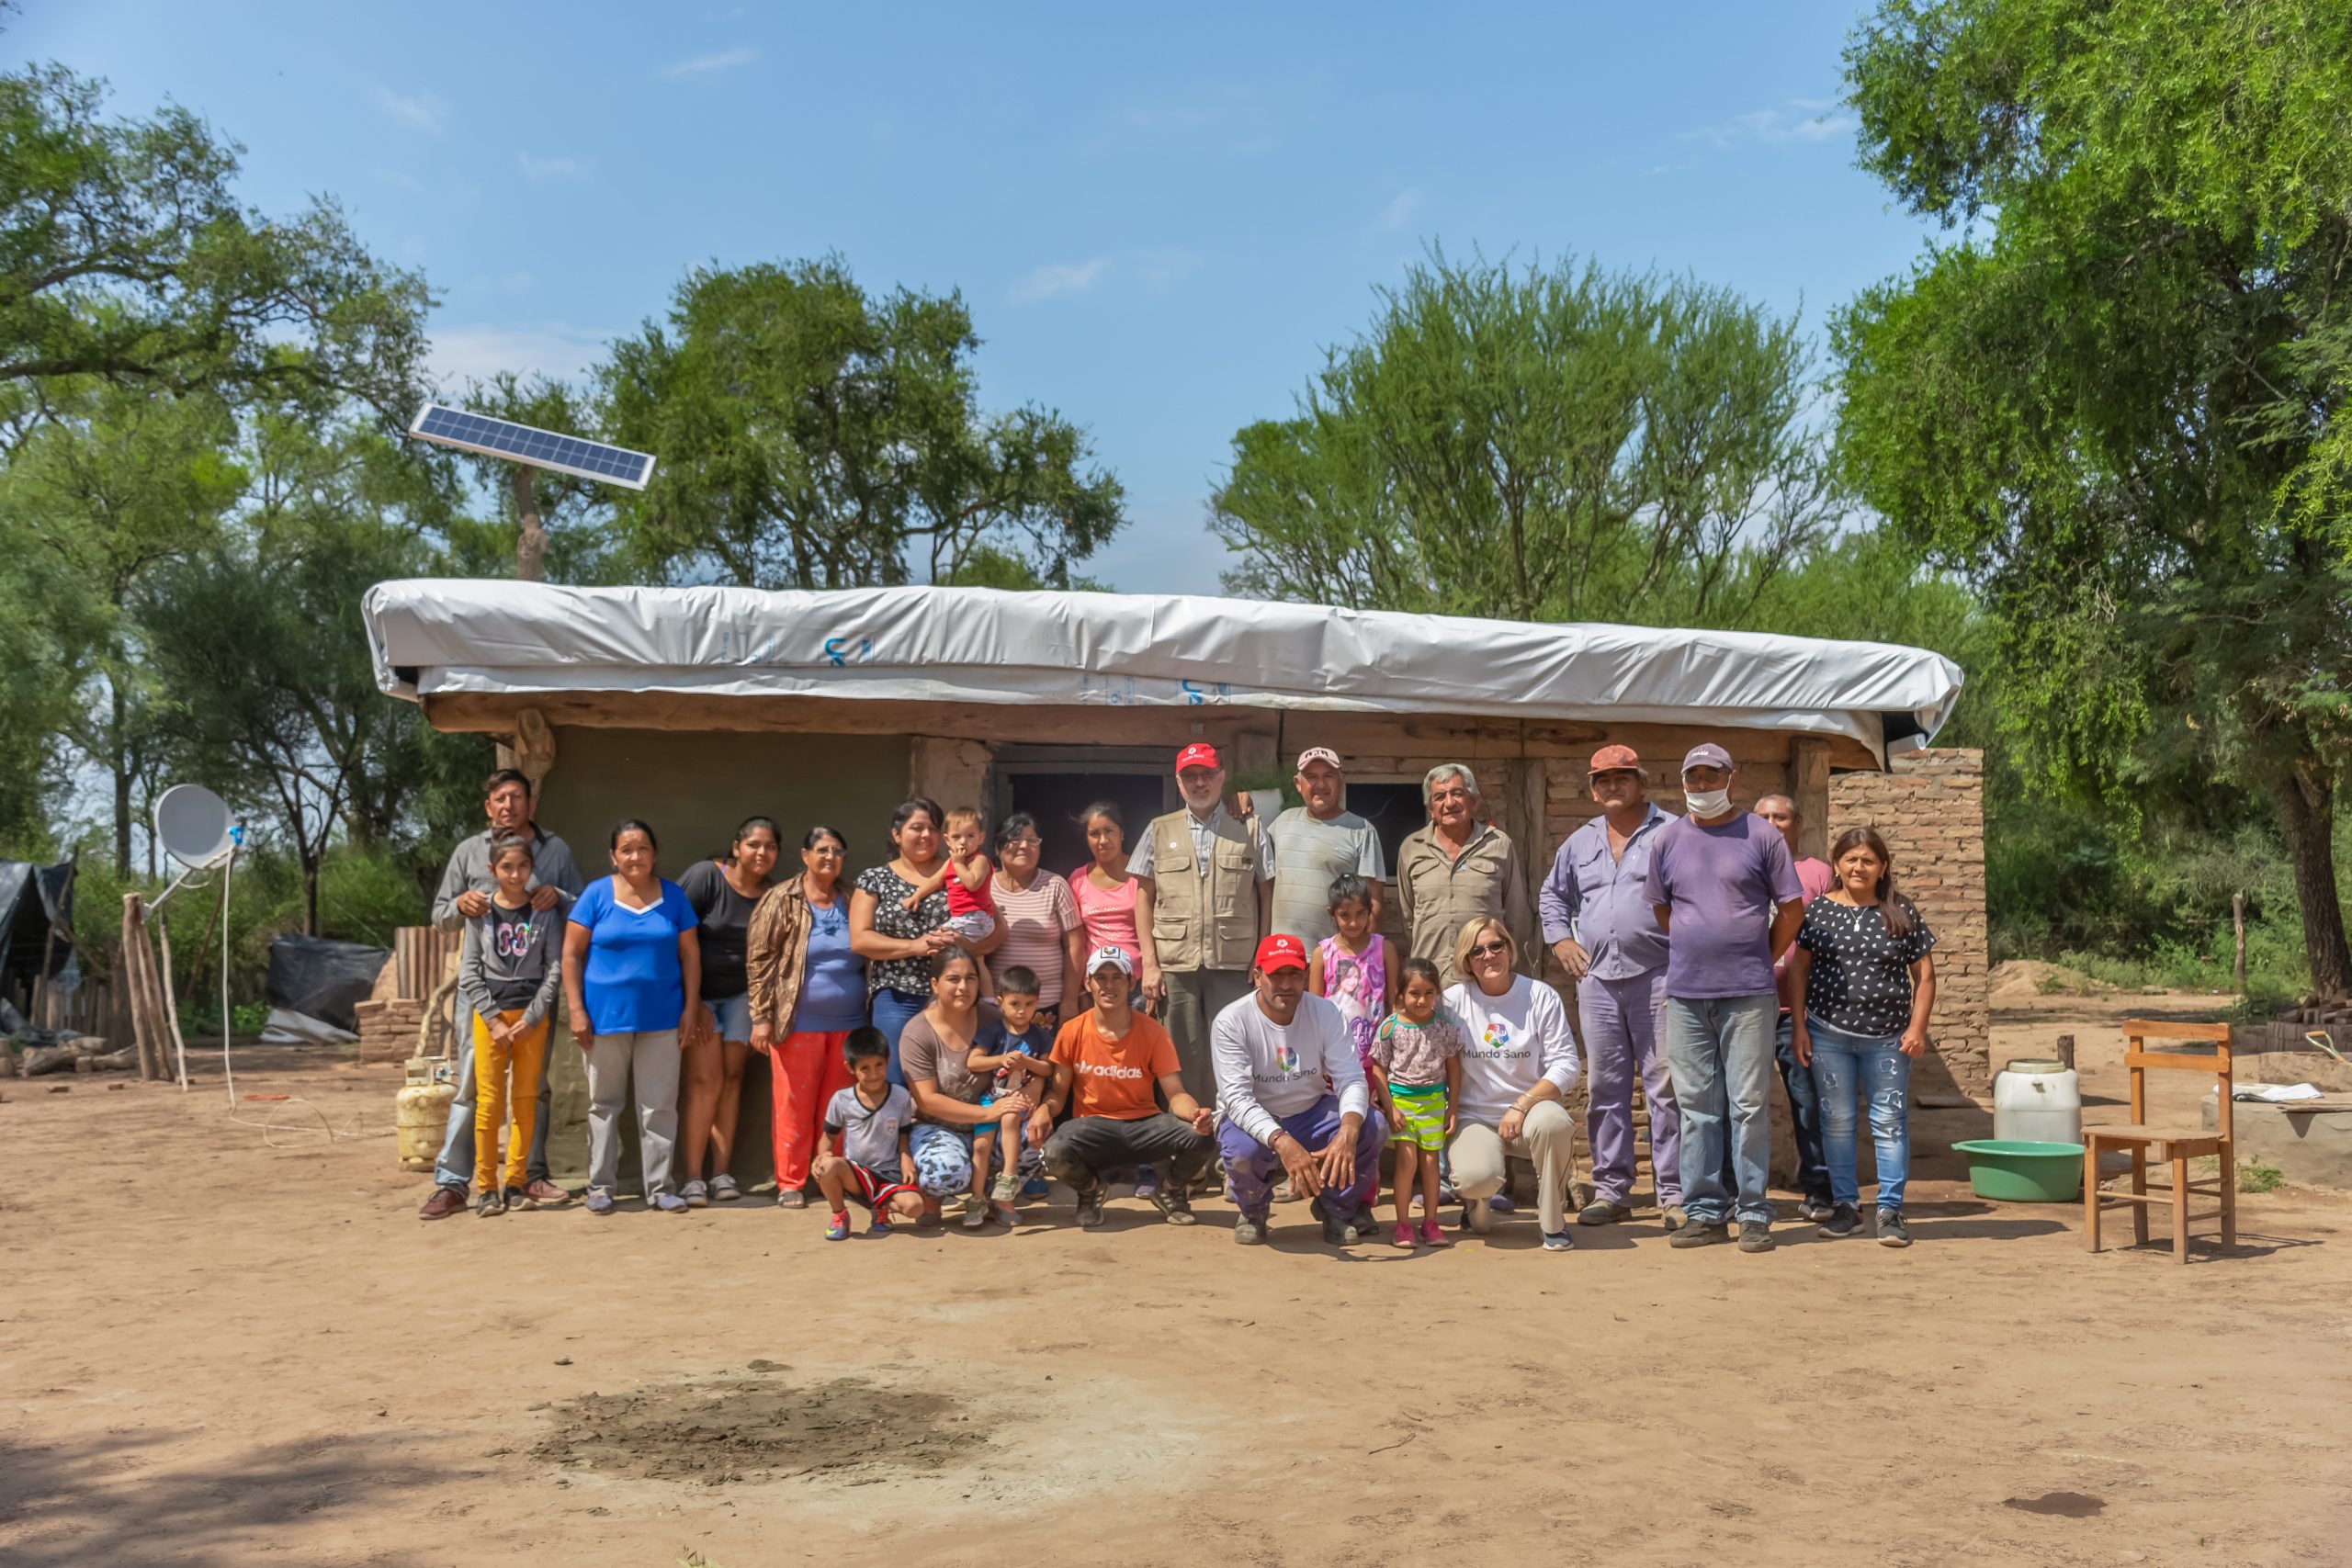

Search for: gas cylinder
xmin=395 ymin=1051 xmax=458 ymax=1171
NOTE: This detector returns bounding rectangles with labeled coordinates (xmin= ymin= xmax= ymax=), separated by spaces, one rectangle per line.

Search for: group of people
xmin=417 ymin=737 xmax=1938 ymax=1254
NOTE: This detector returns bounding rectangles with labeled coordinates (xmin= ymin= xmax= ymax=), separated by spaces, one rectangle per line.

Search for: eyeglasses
xmin=1004 ymin=837 xmax=1042 ymax=849
xmin=1470 ymin=940 xmax=1511 ymax=959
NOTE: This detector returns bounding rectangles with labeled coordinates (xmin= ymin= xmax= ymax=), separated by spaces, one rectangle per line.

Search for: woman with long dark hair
xmin=677 ymin=816 xmax=781 ymax=1205
xmin=1788 ymin=827 xmax=1939 ymax=1248
xmin=745 ymin=825 xmax=867 ymax=1207
xmin=849 ymin=797 xmax=963 ymax=1083
xmin=895 ymin=947 xmax=1045 ymax=1225
xmin=989 ymin=811 xmax=1085 ymax=1028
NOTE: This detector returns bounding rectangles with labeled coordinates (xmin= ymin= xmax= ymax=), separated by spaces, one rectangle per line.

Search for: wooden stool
xmin=2083 ymin=1021 xmax=2236 ymax=1264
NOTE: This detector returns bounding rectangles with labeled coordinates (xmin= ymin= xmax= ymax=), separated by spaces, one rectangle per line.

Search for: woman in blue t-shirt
xmin=562 ymin=819 xmax=702 ymax=1215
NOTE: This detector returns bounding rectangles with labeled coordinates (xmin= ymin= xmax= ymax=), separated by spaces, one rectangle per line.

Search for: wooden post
xmin=2233 ymin=892 xmax=2247 ymax=996
xmin=1790 ymin=737 xmax=1830 ymax=862
xmin=512 ymin=464 xmax=548 ymax=581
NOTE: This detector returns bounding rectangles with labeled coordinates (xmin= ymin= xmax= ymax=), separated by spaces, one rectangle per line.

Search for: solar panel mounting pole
xmin=511 ymin=465 xmax=547 ymax=581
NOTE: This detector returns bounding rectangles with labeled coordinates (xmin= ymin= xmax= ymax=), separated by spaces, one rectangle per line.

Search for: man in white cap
xmin=1261 ymin=747 xmax=1387 ymax=944
xmin=1027 ymin=945 xmax=1215 ymax=1228
xmin=1644 ymin=743 xmax=1805 ymax=1254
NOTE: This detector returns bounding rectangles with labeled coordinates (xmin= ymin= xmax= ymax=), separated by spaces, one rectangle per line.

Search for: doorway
xmin=996 ymin=748 xmax=1173 ymax=877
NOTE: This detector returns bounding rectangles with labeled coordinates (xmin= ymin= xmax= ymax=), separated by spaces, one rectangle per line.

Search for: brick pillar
xmin=1827 ymin=749 xmax=1990 ymax=1099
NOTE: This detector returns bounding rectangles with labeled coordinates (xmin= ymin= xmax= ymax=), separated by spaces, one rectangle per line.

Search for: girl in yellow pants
xmin=458 ymin=834 xmax=571 ymax=1217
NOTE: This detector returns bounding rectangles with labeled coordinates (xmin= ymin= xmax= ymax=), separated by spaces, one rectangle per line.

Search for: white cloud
xmin=374 ymin=86 xmax=447 ymax=133
xmin=662 ymin=45 xmax=756 ymax=78
xmin=517 ymin=152 xmax=591 ymax=183
xmin=1680 ymin=100 xmax=1858 ymax=151
xmin=1011 ymin=257 xmax=1113 ymax=303
xmin=1132 ymin=248 xmax=1204 ymax=289
xmin=1375 ymin=187 xmax=1426 ymax=232
xmin=427 ymin=322 xmax=616 ymax=389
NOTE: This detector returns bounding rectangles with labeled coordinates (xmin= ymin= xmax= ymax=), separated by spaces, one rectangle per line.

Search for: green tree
xmin=0 ymin=63 xmax=429 ymax=423
xmin=602 ymin=255 xmax=1125 ymax=589
xmin=1837 ymin=0 xmax=2352 ymax=995
xmin=1212 ymin=250 xmax=1846 ymax=623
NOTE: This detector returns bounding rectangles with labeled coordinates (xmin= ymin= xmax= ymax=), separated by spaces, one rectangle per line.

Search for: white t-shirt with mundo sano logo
xmin=1209 ymin=991 xmax=1369 ymax=1148
xmin=1443 ymin=975 xmax=1581 ymax=1129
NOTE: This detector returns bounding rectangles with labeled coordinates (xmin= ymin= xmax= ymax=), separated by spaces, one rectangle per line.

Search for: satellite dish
xmin=155 ymin=784 xmax=235 ymax=868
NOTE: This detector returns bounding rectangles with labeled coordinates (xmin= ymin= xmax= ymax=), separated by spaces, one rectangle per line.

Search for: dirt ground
xmin=5 ymin=987 xmax=2348 ymax=1568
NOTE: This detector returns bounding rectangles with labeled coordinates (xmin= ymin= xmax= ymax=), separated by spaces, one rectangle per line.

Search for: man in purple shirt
xmin=1644 ymin=743 xmax=1806 ymax=1253
xmin=1540 ymin=744 xmax=1684 ymax=1232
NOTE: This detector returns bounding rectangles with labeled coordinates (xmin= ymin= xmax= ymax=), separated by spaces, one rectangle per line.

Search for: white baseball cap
xmin=1086 ymin=943 xmax=1137 ymax=977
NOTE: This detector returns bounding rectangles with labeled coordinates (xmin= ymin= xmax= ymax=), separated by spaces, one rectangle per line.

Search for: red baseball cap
xmin=1588 ymin=744 xmax=1643 ymax=776
xmin=1174 ymin=742 xmax=1222 ymax=774
xmin=1253 ymin=933 xmax=1308 ymax=972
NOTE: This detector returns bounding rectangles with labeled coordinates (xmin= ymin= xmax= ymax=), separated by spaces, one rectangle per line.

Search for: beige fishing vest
xmin=1147 ymin=807 xmax=1258 ymax=972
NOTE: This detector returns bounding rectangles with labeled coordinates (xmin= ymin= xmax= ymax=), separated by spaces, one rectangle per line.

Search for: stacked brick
xmin=1828 ymin=749 xmax=1990 ymax=1098
xmin=354 ymin=997 xmax=425 ymax=1065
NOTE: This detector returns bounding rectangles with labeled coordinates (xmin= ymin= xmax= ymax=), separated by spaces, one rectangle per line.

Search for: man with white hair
xmin=1396 ymin=762 xmax=1535 ymax=987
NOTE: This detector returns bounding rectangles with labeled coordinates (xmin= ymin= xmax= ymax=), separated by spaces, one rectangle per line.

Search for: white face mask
xmin=1684 ymin=787 xmax=1732 ymax=818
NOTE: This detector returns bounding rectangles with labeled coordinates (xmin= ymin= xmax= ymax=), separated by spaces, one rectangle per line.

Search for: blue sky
xmin=20 ymin=3 xmax=1928 ymax=593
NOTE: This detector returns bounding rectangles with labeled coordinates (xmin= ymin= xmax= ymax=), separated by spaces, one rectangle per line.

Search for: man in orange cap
xmin=1539 ymin=745 xmax=1683 ymax=1231
xmin=1130 ymin=742 xmax=1264 ymax=1114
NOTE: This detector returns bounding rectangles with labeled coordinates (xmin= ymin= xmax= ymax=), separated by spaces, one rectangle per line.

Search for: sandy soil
xmin=5 ymin=990 xmax=2348 ymax=1568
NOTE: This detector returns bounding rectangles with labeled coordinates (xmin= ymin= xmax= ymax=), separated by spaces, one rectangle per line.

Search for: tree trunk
xmin=110 ymin=679 xmax=131 ymax=875
xmin=301 ymin=854 xmax=321 ymax=938
xmin=512 ymin=465 xmax=548 ymax=581
xmin=2269 ymin=762 xmax=2352 ymax=998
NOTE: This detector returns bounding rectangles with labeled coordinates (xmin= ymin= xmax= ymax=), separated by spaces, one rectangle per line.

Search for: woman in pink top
xmin=1068 ymin=800 xmax=1145 ymax=969
xmin=987 ymin=812 xmax=1085 ymax=1026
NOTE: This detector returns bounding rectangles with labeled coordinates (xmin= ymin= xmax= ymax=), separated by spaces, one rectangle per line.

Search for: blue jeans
xmin=868 ymin=987 xmax=927 ymax=1087
xmin=1663 ymin=992 xmax=1777 ymax=1225
xmin=1804 ymin=1016 xmax=1911 ymax=1213
xmin=1716 ymin=1011 xmax=1832 ymax=1205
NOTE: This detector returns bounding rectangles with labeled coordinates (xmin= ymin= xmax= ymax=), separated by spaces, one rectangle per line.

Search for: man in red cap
xmin=1209 ymin=934 xmax=1384 ymax=1246
xmin=1539 ymin=745 xmax=1683 ymax=1231
xmin=1130 ymin=742 xmax=1264 ymax=1116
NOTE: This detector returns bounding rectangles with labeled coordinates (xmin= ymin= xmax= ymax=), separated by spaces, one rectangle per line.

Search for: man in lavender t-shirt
xmin=1644 ymin=743 xmax=1806 ymax=1252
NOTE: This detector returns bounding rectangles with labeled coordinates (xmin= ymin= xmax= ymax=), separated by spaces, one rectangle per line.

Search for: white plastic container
xmin=1993 ymin=1057 xmax=2083 ymax=1145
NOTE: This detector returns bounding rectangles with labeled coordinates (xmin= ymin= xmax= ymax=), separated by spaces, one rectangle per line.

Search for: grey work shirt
xmin=1537 ymin=804 xmax=1673 ymax=980
xmin=431 ymin=826 xmax=584 ymax=932
xmin=1262 ymin=807 xmax=1386 ymax=945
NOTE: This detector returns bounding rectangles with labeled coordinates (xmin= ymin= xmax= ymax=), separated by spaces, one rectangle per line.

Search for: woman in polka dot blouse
xmin=1785 ymin=827 xmax=1938 ymax=1248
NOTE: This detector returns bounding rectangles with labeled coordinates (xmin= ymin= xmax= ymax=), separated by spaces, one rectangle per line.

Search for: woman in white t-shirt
xmin=1441 ymin=916 xmax=1583 ymax=1251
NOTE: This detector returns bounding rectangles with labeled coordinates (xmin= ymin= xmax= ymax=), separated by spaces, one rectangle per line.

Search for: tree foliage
xmin=603 ymin=255 xmax=1125 ymax=590
xmin=1837 ymin=0 xmax=2352 ymax=994
xmin=1212 ymin=250 xmax=1847 ymax=624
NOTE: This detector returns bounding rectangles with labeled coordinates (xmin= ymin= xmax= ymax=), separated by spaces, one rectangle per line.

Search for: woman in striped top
xmin=988 ymin=812 xmax=1086 ymax=1028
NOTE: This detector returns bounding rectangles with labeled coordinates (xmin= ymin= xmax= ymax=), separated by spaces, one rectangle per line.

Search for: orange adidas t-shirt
xmin=1050 ymin=1009 xmax=1180 ymax=1121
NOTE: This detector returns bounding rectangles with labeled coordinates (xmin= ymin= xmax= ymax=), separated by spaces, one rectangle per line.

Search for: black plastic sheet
xmin=264 ymin=933 xmax=391 ymax=1033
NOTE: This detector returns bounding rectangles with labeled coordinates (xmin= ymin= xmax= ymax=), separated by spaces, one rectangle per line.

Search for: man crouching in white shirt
xmin=1212 ymin=933 xmax=1385 ymax=1247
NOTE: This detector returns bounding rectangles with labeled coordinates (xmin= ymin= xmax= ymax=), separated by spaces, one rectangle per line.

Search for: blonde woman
xmin=1439 ymin=917 xmax=1582 ymax=1251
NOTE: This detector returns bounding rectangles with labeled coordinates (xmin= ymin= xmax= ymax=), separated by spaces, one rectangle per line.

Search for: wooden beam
xmin=1791 ymin=736 xmax=1830 ymax=861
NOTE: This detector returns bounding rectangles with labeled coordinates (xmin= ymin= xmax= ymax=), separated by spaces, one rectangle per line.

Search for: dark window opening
xmin=1346 ymin=783 xmax=1426 ymax=876
xmin=1004 ymin=773 xmax=1170 ymax=878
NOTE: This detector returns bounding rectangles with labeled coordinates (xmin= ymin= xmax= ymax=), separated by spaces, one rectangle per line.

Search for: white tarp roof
xmin=362 ymin=579 xmax=1964 ymax=761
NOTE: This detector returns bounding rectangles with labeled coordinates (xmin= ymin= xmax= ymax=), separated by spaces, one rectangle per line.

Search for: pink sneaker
xmin=1419 ymin=1217 xmax=1452 ymax=1247
xmin=1391 ymin=1222 xmax=1416 ymax=1249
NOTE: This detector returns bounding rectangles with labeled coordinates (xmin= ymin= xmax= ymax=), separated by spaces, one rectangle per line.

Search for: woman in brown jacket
xmin=745 ymin=826 xmax=868 ymax=1207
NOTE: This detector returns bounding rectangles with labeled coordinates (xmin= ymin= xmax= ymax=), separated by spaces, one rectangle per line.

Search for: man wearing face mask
xmin=1644 ymin=744 xmax=1805 ymax=1254
xmin=1131 ymin=743 xmax=1265 ymax=1112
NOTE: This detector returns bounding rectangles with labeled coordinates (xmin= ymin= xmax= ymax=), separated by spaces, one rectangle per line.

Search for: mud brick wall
xmin=1828 ymin=749 xmax=1989 ymax=1099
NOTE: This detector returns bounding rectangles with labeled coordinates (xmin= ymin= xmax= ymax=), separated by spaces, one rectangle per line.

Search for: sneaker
xmin=989 ymin=1173 xmax=1021 ymax=1203
xmin=1233 ymin=1214 xmax=1268 ymax=1245
xmin=1463 ymin=1197 xmax=1494 ymax=1235
xmin=961 ymin=1201 xmax=989 ymax=1230
xmin=1488 ymin=1192 xmax=1517 ymax=1214
xmin=475 ymin=1188 xmax=504 ymax=1218
xmin=1392 ymin=1222 xmax=1417 ymax=1249
xmin=1875 ymin=1209 xmax=1912 ymax=1248
xmin=1349 ymin=1206 xmax=1383 ymax=1240
xmin=1148 ymin=1186 xmax=1196 ymax=1226
xmin=775 ymin=1189 xmax=808 ymax=1209
xmin=1797 ymin=1196 xmax=1837 ymax=1224
xmin=1312 ymin=1198 xmax=1351 ymax=1247
xmin=1132 ymin=1165 xmax=1160 ymax=1201
xmin=824 ymin=1212 xmax=851 ymax=1240
xmin=519 ymin=1178 xmax=571 ymax=1208
xmin=710 ymin=1174 xmax=741 ymax=1202
xmin=1737 ymin=1220 xmax=1775 ymax=1253
xmin=1022 ymin=1177 xmax=1050 ymax=1199
xmin=1272 ymin=1178 xmax=1301 ymax=1204
xmin=652 ymin=1193 xmax=689 ymax=1213
xmin=419 ymin=1186 xmax=467 ymax=1222
xmin=503 ymin=1186 xmax=529 ymax=1212
xmin=870 ymin=1215 xmax=894 ymax=1236
xmin=992 ymin=1201 xmax=1020 ymax=1225
xmin=585 ymin=1190 xmax=616 ymax=1215
xmin=1075 ymin=1193 xmax=1105 ymax=1229
xmin=1668 ymin=1220 xmax=1729 ymax=1248
xmin=1818 ymin=1203 xmax=1863 ymax=1239
xmin=1661 ymin=1204 xmax=1690 ymax=1233
xmin=682 ymin=1179 xmax=709 ymax=1209
xmin=1577 ymin=1199 xmax=1634 ymax=1227
xmin=1417 ymin=1216 xmax=1451 ymax=1247
xmin=1541 ymin=1229 xmax=1576 ymax=1252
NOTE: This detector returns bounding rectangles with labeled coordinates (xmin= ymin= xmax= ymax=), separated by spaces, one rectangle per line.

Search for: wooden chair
xmin=2083 ymin=1021 xmax=2236 ymax=1263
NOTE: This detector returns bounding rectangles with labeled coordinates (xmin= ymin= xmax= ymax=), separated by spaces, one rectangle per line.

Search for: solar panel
xmin=405 ymin=403 xmax=656 ymax=491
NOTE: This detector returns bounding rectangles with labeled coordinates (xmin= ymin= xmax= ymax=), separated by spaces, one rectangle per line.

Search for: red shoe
xmin=518 ymin=1179 xmax=571 ymax=1208
xmin=1418 ymin=1217 xmax=1452 ymax=1247
xmin=417 ymin=1187 xmax=466 ymax=1221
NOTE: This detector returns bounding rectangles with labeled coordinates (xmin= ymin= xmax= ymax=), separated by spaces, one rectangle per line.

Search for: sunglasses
xmin=1470 ymin=940 xmax=1511 ymax=959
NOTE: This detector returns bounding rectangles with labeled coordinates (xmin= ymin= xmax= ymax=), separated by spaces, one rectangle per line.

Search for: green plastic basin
xmin=1952 ymin=1139 xmax=2086 ymax=1202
